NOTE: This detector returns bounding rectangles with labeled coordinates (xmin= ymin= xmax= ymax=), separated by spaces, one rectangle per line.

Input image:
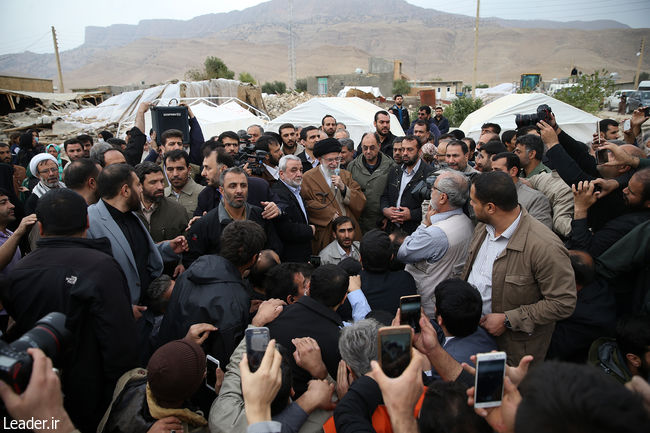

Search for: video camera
xmin=515 ymin=104 xmax=553 ymax=129
xmin=235 ymin=144 xmax=268 ymax=177
xmin=0 ymin=312 xmax=70 ymax=393
xmin=411 ymin=174 xmax=438 ymax=203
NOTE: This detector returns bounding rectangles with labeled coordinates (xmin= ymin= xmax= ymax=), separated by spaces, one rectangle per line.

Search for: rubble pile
xmin=0 ymin=101 xmax=93 ymax=141
xmin=263 ymin=92 xmax=313 ymax=119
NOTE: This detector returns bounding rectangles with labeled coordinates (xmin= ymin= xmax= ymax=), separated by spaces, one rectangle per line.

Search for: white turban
xmin=29 ymin=153 xmax=58 ymax=177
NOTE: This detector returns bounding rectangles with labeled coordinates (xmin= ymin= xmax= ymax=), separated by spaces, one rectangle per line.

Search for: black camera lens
xmin=11 ymin=312 xmax=70 ymax=365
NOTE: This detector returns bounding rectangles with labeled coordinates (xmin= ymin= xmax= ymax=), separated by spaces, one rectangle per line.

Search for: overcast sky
xmin=1 ymin=0 xmax=648 ymax=56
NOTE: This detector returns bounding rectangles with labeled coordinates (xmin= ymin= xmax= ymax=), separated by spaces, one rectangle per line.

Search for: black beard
xmin=403 ymin=156 xmax=418 ymax=167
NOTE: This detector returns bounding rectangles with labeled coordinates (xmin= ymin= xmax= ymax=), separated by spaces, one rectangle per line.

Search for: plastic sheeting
xmin=474 ymin=83 xmax=516 ymax=104
xmin=459 ymin=93 xmax=601 ymax=143
xmin=65 ymin=79 xmax=241 ymax=133
xmin=266 ymin=97 xmax=404 ymax=145
xmin=143 ymin=101 xmax=266 ymax=140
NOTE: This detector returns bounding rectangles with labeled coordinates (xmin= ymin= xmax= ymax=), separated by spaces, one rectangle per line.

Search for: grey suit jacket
xmin=87 ymin=200 xmax=177 ymax=303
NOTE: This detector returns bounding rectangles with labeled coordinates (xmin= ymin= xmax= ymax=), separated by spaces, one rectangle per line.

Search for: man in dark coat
xmin=157 ymin=220 xmax=266 ymax=365
xmin=271 ymin=154 xmax=314 ymax=262
xmin=266 ymin=264 xmax=349 ymax=397
xmin=380 ymin=135 xmax=434 ymax=235
xmin=2 ymin=189 xmax=138 ymax=433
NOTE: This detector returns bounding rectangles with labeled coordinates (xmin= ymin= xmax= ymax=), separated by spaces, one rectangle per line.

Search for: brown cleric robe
xmin=300 ymin=166 xmax=366 ymax=253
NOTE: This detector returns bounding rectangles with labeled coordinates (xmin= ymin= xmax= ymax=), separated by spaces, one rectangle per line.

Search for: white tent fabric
xmin=336 ymin=86 xmax=383 ymax=98
xmin=143 ymin=101 xmax=266 ymax=139
xmin=459 ymin=93 xmax=601 ymax=143
xmin=64 ymin=79 xmax=241 ymax=134
xmin=474 ymin=83 xmax=516 ymax=104
xmin=266 ymin=97 xmax=404 ymax=145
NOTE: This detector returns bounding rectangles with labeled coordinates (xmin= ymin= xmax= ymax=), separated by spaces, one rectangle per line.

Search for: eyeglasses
xmin=323 ymin=156 xmax=342 ymax=164
xmin=433 ymin=185 xmax=447 ymax=195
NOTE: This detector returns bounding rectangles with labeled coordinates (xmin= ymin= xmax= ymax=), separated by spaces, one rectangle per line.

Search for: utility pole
xmin=472 ymin=0 xmax=480 ymax=98
xmin=288 ymin=0 xmax=296 ymax=90
xmin=51 ymin=26 xmax=64 ymax=93
xmin=634 ymin=37 xmax=645 ymax=88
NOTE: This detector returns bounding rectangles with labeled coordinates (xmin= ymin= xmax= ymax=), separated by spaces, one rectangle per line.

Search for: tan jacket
xmin=461 ymin=208 xmax=576 ymax=365
xmin=528 ymin=170 xmax=574 ymax=238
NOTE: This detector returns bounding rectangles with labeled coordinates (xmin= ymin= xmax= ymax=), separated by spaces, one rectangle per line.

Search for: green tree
xmin=392 ymin=79 xmax=411 ymax=95
xmin=295 ymin=78 xmax=308 ymax=92
xmin=554 ymin=69 xmax=615 ymax=113
xmin=204 ymin=56 xmax=235 ymax=79
xmin=262 ymin=81 xmax=287 ymax=94
xmin=185 ymin=68 xmax=207 ymax=81
xmin=238 ymin=72 xmax=256 ymax=84
xmin=443 ymin=95 xmax=484 ymax=127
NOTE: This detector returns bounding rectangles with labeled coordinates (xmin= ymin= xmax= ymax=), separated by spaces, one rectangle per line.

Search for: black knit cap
xmin=147 ymin=339 xmax=206 ymax=408
xmin=313 ymin=138 xmax=342 ymax=158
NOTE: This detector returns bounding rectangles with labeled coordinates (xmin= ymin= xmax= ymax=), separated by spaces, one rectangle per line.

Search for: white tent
xmin=459 ymin=93 xmax=601 ymax=143
xmin=63 ymin=79 xmax=245 ymax=134
xmin=474 ymin=83 xmax=516 ymax=104
xmin=143 ymin=100 xmax=267 ymax=140
xmin=266 ymin=97 xmax=404 ymax=145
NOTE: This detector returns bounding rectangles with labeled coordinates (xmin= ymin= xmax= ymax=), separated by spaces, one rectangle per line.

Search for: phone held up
xmin=400 ymin=295 xmax=421 ymax=333
xmin=377 ymin=325 xmax=412 ymax=378
xmin=205 ymin=355 xmax=220 ymax=391
xmin=595 ymin=120 xmax=609 ymax=165
xmin=474 ymin=351 xmax=507 ymax=408
xmin=246 ymin=326 xmax=270 ymax=372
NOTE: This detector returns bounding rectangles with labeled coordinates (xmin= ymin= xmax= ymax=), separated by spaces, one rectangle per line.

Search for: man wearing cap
xmin=24 ymin=153 xmax=66 ymax=214
xmin=300 ymin=138 xmax=365 ymax=253
xmin=99 ymin=338 xmax=213 ymax=432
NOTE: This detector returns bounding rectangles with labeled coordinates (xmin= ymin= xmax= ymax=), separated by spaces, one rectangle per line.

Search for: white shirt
xmin=263 ymin=163 xmax=279 ymax=180
xmin=467 ymin=212 xmax=522 ymax=315
xmin=397 ymin=159 xmax=421 ymax=208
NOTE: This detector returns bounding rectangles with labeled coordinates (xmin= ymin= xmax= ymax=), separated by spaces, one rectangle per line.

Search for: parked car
xmin=604 ymin=89 xmax=635 ymax=111
xmin=626 ymin=91 xmax=650 ymax=113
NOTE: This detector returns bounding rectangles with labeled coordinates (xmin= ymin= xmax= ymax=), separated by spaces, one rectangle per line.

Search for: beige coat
xmin=461 ymin=208 xmax=576 ymax=365
xmin=300 ymin=167 xmax=366 ymax=253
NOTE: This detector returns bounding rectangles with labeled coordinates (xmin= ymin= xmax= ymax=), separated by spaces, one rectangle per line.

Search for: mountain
xmin=0 ymin=0 xmax=646 ymax=90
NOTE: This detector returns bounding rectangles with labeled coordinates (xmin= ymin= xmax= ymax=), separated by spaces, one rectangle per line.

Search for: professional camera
xmin=0 ymin=312 xmax=70 ymax=393
xmin=514 ymin=104 xmax=553 ymax=129
xmin=235 ymin=144 xmax=268 ymax=177
xmin=237 ymin=130 xmax=251 ymax=147
xmin=411 ymin=174 xmax=438 ymax=203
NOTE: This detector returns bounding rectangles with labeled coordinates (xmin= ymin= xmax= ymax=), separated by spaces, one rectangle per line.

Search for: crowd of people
xmin=0 ymin=96 xmax=649 ymax=433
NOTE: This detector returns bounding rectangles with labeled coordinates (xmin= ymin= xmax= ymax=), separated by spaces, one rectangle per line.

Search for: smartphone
xmin=596 ymin=120 xmax=601 ymax=143
xmin=596 ymin=148 xmax=609 ymax=164
xmin=645 ymin=106 xmax=650 ymax=117
xmin=309 ymin=255 xmax=321 ymax=268
xmin=623 ymin=119 xmax=631 ymax=131
xmin=205 ymin=355 xmax=220 ymax=391
xmin=400 ymin=295 xmax=421 ymax=333
xmin=246 ymin=327 xmax=270 ymax=372
xmin=377 ymin=325 xmax=412 ymax=378
xmin=474 ymin=352 xmax=507 ymax=408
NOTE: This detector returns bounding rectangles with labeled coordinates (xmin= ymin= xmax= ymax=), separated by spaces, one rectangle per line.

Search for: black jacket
xmin=380 ymin=161 xmax=434 ymax=235
xmin=2 ymin=237 xmax=138 ymax=433
xmin=360 ymin=269 xmax=417 ymax=314
xmin=157 ymin=254 xmax=250 ymax=365
xmin=297 ymin=151 xmax=317 ymax=174
xmin=545 ymin=131 xmax=626 ymax=231
xmin=271 ymin=181 xmax=313 ymax=262
xmin=566 ymin=210 xmax=650 ymax=257
xmin=193 ymin=177 xmax=281 ymax=216
xmin=183 ymin=202 xmax=282 ymax=267
xmin=266 ymin=296 xmax=343 ymax=397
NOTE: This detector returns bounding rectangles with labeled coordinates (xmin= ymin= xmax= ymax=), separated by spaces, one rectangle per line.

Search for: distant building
xmin=307 ymin=58 xmax=408 ymax=98
xmin=0 ymin=75 xmax=53 ymax=93
xmin=408 ymin=80 xmax=463 ymax=101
